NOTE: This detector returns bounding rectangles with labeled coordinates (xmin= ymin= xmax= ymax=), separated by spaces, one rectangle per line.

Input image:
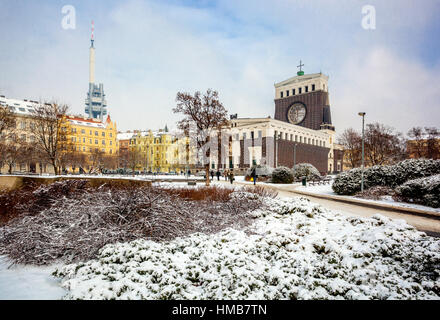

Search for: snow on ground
xmin=0 ymin=173 xmax=205 ymax=181
xmin=296 ymin=184 xmax=440 ymax=213
xmin=54 ymin=196 xmax=440 ymax=300
xmin=0 ymin=256 xmax=66 ymax=300
xmin=296 ymin=184 xmax=337 ymax=196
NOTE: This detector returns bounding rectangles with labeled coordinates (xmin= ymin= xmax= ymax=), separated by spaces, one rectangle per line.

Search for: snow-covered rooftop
xmin=0 ymin=96 xmax=38 ymax=116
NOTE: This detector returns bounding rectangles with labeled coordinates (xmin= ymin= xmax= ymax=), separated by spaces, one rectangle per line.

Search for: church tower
xmin=85 ymin=21 xmax=108 ymax=121
xmin=274 ymin=61 xmax=334 ymax=131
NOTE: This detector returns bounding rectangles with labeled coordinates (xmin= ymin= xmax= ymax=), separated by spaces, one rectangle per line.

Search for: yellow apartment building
xmin=126 ymin=129 xmax=191 ymax=173
xmin=64 ymin=115 xmax=118 ymax=172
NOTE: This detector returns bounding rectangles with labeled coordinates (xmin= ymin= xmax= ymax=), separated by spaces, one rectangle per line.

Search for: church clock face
xmin=287 ymin=103 xmax=306 ymax=124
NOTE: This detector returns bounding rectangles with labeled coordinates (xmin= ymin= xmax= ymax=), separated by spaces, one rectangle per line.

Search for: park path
xmin=225 ymin=180 xmax=440 ymax=237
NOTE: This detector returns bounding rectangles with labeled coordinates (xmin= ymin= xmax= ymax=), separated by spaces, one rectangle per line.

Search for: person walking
xmin=210 ymin=170 xmax=214 ymax=181
xmin=229 ymin=171 xmax=235 ymax=184
xmin=224 ymin=170 xmax=229 ymax=181
xmin=251 ymin=167 xmax=257 ymax=185
xmin=216 ymin=170 xmax=221 ymax=181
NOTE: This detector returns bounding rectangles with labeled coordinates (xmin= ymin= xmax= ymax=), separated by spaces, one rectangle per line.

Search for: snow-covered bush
xmin=333 ymin=159 xmax=440 ymax=195
xmin=54 ymin=197 xmax=440 ymax=300
xmin=395 ymin=174 xmax=440 ymax=208
xmin=354 ymin=186 xmax=395 ymax=200
xmin=292 ymin=163 xmax=321 ymax=181
xmin=271 ymin=166 xmax=294 ymax=184
xmin=0 ymin=180 xmax=266 ymax=265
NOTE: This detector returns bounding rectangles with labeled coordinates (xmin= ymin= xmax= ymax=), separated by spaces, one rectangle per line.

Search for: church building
xmin=211 ymin=63 xmax=344 ymax=175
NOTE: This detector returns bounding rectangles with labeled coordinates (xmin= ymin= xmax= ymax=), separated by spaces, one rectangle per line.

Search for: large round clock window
xmin=287 ymin=103 xmax=306 ymax=124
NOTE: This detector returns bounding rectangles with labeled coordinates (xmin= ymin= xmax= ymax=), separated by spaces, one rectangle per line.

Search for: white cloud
xmin=0 ymin=0 xmax=439 ymax=135
xmin=333 ymin=47 xmax=440 ymax=135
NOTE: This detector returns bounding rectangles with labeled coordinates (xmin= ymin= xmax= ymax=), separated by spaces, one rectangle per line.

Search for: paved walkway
xmin=230 ymin=181 xmax=440 ymax=237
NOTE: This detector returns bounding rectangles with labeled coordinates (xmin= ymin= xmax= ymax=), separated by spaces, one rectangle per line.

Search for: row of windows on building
xmin=71 ymin=145 xmax=114 ymax=154
xmin=237 ymin=130 xmax=326 ymax=147
xmin=18 ymin=121 xmax=36 ymax=130
xmin=70 ymin=136 xmax=115 ymax=146
xmin=275 ymin=130 xmax=326 ymax=147
xmin=137 ymin=146 xmax=170 ymax=152
xmin=9 ymin=133 xmax=36 ymax=142
xmin=280 ymin=83 xmax=324 ymax=98
xmin=70 ymin=128 xmax=113 ymax=137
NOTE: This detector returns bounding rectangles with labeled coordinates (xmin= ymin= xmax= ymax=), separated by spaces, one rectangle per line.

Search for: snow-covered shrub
xmin=333 ymin=159 xmax=440 ymax=195
xmin=395 ymin=174 xmax=440 ymax=208
xmin=271 ymin=166 xmax=294 ymax=184
xmin=292 ymin=163 xmax=321 ymax=181
xmin=0 ymin=180 xmax=266 ymax=265
xmin=54 ymin=197 xmax=440 ymax=300
xmin=354 ymin=186 xmax=395 ymax=200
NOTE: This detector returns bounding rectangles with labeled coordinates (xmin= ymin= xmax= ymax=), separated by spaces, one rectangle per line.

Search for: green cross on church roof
xmin=297 ymin=60 xmax=304 ymax=76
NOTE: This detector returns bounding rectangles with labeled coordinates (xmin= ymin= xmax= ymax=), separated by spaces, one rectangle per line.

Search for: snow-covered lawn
xmin=296 ymin=184 xmax=337 ymax=196
xmin=54 ymin=196 xmax=440 ymax=300
xmin=296 ymin=184 xmax=440 ymax=213
xmin=0 ymin=256 xmax=66 ymax=300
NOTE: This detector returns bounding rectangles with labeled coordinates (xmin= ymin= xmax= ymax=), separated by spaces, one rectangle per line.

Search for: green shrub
xmin=332 ymin=159 xmax=440 ymax=195
xmin=292 ymin=163 xmax=321 ymax=181
xmin=271 ymin=166 xmax=294 ymax=184
xmin=395 ymin=174 xmax=440 ymax=208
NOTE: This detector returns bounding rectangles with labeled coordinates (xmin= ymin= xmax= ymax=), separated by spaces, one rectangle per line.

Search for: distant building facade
xmin=209 ymin=68 xmax=344 ymax=175
xmin=0 ymin=95 xmax=118 ymax=174
xmin=206 ymin=70 xmax=344 ymax=174
xmin=117 ymin=129 xmax=191 ymax=173
xmin=407 ymin=138 xmax=440 ymax=160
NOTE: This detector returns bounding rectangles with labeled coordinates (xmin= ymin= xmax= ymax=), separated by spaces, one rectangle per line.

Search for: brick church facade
xmin=210 ymin=68 xmax=344 ymax=175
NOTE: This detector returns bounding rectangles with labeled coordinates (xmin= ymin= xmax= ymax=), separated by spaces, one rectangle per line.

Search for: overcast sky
xmin=0 ymin=0 xmax=439 ymax=135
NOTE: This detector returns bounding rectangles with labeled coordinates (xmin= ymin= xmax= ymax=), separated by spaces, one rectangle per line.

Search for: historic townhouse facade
xmin=65 ymin=114 xmax=118 ymax=156
xmin=119 ymin=129 xmax=190 ymax=173
xmin=0 ymin=96 xmax=52 ymax=173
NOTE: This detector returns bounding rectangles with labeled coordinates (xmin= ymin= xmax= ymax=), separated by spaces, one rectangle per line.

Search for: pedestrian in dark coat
xmin=229 ymin=172 xmax=235 ymax=184
xmin=216 ymin=170 xmax=221 ymax=181
xmin=210 ymin=170 xmax=214 ymax=181
xmin=251 ymin=168 xmax=257 ymax=185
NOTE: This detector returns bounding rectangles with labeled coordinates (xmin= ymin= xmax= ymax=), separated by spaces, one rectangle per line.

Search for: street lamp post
xmin=358 ymin=112 xmax=366 ymax=192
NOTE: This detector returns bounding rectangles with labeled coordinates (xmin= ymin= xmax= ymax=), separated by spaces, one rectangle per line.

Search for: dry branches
xmin=0 ymin=180 xmax=267 ymax=265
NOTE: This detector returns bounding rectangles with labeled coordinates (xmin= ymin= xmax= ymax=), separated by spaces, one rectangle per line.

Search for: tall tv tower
xmin=85 ymin=21 xmax=107 ymax=121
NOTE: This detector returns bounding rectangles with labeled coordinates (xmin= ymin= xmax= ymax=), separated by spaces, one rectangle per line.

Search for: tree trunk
xmin=205 ymin=164 xmax=210 ymax=186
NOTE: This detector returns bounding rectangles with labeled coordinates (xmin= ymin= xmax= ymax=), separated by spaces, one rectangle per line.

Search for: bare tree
xmin=407 ymin=127 xmax=425 ymax=158
xmin=88 ymin=149 xmax=105 ymax=174
xmin=424 ymin=127 xmax=440 ymax=160
xmin=364 ymin=122 xmax=405 ymax=166
xmin=118 ymin=149 xmax=130 ymax=171
xmin=338 ymin=128 xmax=362 ymax=169
xmin=0 ymin=106 xmax=16 ymax=173
xmin=0 ymin=105 xmax=16 ymax=138
xmin=102 ymin=154 xmax=118 ymax=172
xmin=173 ymin=89 xmax=229 ymax=186
xmin=127 ymin=145 xmax=143 ymax=175
xmin=3 ymin=137 xmax=34 ymax=173
xmin=32 ymin=102 xmax=69 ymax=175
